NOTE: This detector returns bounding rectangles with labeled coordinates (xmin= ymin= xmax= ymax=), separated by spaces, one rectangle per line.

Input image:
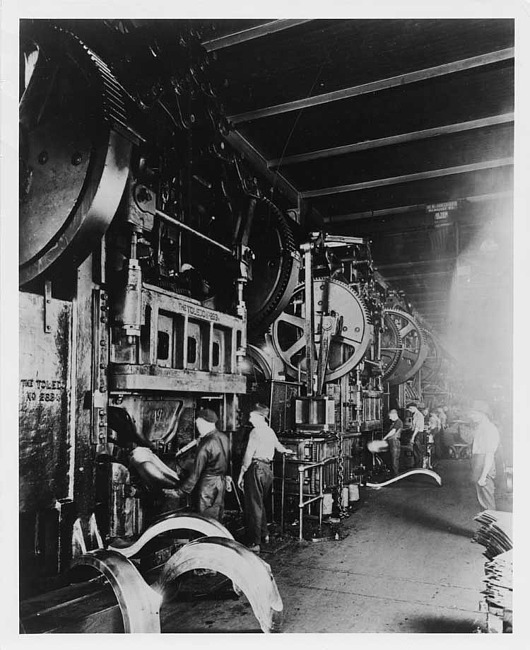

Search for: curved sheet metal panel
xmin=72 ymin=549 xmax=161 ymax=633
xmin=109 ymin=512 xmax=233 ymax=558
xmin=155 ymin=536 xmax=284 ymax=633
xmin=366 ymin=468 xmax=442 ymax=489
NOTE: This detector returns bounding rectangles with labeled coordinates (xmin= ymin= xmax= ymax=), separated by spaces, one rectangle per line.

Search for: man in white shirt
xmin=407 ymin=403 xmax=425 ymax=468
xmin=469 ymin=400 xmax=500 ymax=510
xmin=237 ymin=404 xmax=294 ymax=552
xmin=383 ymin=409 xmax=403 ymax=476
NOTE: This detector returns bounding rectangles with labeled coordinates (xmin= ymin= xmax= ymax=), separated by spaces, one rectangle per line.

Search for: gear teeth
xmin=419 ymin=328 xmax=442 ymax=383
xmin=246 ymin=196 xmax=300 ymax=333
xmin=381 ymin=311 xmax=403 ymax=381
xmin=383 ymin=308 xmax=428 ymax=384
xmin=50 ymin=25 xmax=138 ymax=142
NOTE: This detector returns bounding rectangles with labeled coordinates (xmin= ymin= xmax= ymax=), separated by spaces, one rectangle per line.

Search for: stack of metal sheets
xmin=482 ymin=549 xmax=513 ymax=612
xmin=473 ymin=510 xmax=513 ymax=560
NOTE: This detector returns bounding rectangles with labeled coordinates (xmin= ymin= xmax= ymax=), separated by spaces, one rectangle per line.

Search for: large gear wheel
xmin=380 ymin=312 xmax=403 ymax=381
xmin=19 ymin=23 xmax=137 ymax=286
xmin=420 ymin=328 xmax=443 ymax=384
xmin=383 ymin=308 xmax=428 ymax=385
xmin=244 ymin=196 xmax=301 ymax=334
xmin=271 ymin=278 xmax=372 ymax=382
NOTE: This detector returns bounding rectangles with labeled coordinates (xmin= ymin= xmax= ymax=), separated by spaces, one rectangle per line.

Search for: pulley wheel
xmin=383 ymin=309 xmax=428 ymax=385
xmin=271 ymin=278 xmax=372 ymax=382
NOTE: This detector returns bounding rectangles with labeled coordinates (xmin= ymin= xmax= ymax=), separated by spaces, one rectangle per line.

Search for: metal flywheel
xmin=19 ymin=23 xmax=137 ymax=286
xmin=380 ymin=312 xmax=403 ymax=381
xmin=244 ymin=196 xmax=301 ymax=334
xmin=383 ymin=308 xmax=428 ymax=385
xmin=271 ymin=278 xmax=372 ymax=382
xmin=420 ymin=328 xmax=443 ymax=384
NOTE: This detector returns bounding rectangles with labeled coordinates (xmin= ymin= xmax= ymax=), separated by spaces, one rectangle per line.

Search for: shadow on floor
xmin=388 ymin=501 xmax=475 ymax=538
xmin=404 ymin=614 xmax=482 ymax=633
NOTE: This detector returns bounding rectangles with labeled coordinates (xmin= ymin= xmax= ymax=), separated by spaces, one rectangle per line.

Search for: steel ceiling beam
xmin=228 ymin=47 xmax=514 ymax=124
xmin=202 ymin=20 xmax=312 ymax=52
xmin=224 ymin=130 xmax=299 ymax=205
xmin=268 ymin=113 xmax=514 ymax=169
xmin=300 ymin=158 xmax=514 ymax=199
xmin=375 ymin=259 xmax=457 ymax=271
xmin=384 ymin=270 xmax=454 ymax=280
xmin=323 ymin=191 xmax=513 ymax=223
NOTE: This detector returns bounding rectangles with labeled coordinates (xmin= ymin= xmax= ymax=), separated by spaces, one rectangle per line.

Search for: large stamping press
xmin=18 ymin=19 xmax=448 ymax=608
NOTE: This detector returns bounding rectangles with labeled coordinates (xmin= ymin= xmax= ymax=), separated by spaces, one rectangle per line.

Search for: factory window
xmin=187 ymin=337 xmax=197 ymax=364
xmin=212 ymin=342 xmax=220 ymax=367
xmin=157 ymin=331 xmax=170 ymax=360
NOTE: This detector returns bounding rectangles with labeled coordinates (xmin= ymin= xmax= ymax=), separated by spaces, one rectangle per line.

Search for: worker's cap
xmin=250 ymin=403 xmax=270 ymax=418
xmin=470 ymin=400 xmax=491 ymax=417
xmin=196 ymin=408 xmax=218 ymax=424
xmin=406 ymin=402 xmax=417 ymax=409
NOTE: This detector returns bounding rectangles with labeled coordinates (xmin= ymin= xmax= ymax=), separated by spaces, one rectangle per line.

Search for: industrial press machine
xmin=18 ymin=19 xmax=449 ymax=606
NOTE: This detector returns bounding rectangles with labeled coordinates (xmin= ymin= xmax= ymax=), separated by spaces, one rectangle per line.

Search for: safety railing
xmin=297 ymin=457 xmax=337 ymax=542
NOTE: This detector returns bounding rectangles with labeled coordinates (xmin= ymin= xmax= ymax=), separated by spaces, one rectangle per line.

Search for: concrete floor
xmin=162 ymin=460 xmax=512 ymax=633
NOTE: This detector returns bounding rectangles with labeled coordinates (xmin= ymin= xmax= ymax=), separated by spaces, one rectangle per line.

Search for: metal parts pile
xmin=473 ymin=510 xmax=513 ymax=560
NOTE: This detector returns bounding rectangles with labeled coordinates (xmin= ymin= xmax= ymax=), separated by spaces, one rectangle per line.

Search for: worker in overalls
xmin=407 ymin=403 xmax=425 ymax=468
xmin=383 ymin=408 xmax=403 ymax=476
xmin=238 ymin=404 xmax=294 ymax=553
xmin=176 ymin=409 xmax=229 ymax=522
xmin=469 ymin=400 xmax=499 ymax=510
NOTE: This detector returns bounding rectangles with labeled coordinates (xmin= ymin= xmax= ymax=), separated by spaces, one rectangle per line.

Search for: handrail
xmin=297 ymin=457 xmax=336 ymax=541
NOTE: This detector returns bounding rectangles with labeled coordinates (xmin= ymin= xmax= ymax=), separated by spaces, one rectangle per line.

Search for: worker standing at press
xmin=383 ymin=408 xmax=403 ymax=476
xmin=238 ymin=404 xmax=294 ymax=553
xmin=175 ymin=408 xmax=229 ymax=522
xmin=407 ymin=403 xmax=425 ymax=468
xmin=469 ymin=400 xmax=500 ymax=510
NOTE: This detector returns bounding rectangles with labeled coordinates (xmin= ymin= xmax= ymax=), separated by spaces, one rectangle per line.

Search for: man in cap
xmin=406 ymin=403 xmax=425 ymax=468
xmin=176 ymin=408 xmax=229 ymax=521
xmin=383 ymin=408 xmax=403 ymax=476
xmin=469 ymin=400 xmax=499 ymax=510
xmin=237 ymin=404 xmax=294 ymax=552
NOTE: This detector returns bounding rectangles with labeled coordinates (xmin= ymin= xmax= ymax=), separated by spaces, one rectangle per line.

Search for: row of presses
xmin=18 ymin=20 xmax=447 ymax=594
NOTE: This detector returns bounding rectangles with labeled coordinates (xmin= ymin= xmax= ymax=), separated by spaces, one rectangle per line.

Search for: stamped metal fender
xmin=155 ymin=537 xmax=284 ymax=633
xmin=109 ymin=512 xmax=233 ymax=558
xmin=366 ymin=468 xmax=442 ymax=489
xmin=72 ymin=549 xmax=162 ymax=633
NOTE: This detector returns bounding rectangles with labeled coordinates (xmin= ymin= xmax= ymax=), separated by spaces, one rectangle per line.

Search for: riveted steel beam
xmin=323 ymin=191 xmax=513 ymax=223
xmin=268 ymin=113 xmax=514 ymax=168
xmin=202 ymin=20 xmax=312 ymax=51
xmin=228 ymin=48 xmax=514 ymax=124
xmin=301 ymin=158 xmax=514 ymax=199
